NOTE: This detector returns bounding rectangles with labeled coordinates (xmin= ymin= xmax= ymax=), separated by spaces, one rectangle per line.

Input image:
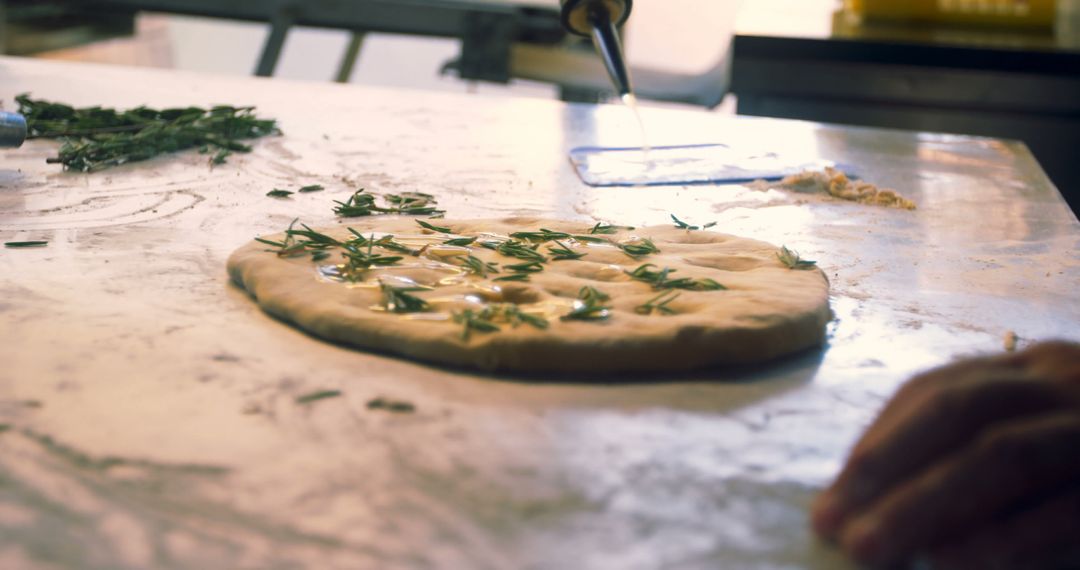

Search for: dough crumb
xmin=1003 ymin=330 xmax=1019 ymax=352
xmin=750 ymin=168 xmax=917 ymax=210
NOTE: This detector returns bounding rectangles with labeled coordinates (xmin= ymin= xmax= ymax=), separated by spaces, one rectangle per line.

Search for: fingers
xmin=1016 ymin=340 xmax=1080 ymax=385
xmin=930 ymin=485 xmax=1080 ymax=570
xmin=812 ymin=358 xmax=1072 ymax=539
xmin=837 ymin=413 xmax=1080 ymax=565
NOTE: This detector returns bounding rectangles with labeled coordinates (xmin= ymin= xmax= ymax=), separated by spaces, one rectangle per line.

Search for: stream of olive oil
xmin=620 ymin=92 xmax=652 ymax=166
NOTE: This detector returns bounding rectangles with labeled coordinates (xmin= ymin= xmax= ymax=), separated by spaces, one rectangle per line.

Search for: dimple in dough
xmin=227 ymin=217 xmax=832 ymax=374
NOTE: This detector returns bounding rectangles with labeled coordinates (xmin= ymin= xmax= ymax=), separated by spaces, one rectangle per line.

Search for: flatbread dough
xmin=227 ymin=217 xmax=831 ymax=373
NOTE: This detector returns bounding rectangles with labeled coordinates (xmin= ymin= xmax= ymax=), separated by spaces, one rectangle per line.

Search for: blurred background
xmin=0 ymin=0 xmax=741 ymax=108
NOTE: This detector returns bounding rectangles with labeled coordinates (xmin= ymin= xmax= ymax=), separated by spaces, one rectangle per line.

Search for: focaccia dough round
xmin=227 ymin=217 xmax=831 ymax=373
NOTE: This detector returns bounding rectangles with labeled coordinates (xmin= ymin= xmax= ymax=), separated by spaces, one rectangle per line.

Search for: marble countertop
xmin=1 ymin=56 xmax=1077 ymax=569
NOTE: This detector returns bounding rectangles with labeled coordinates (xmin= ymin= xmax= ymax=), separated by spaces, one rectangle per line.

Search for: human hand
xmin=811 ymin=341 xmax=1080 ymax=569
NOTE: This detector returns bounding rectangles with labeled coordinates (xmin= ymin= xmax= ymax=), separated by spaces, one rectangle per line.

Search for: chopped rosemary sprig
xmin=298 ymin=184 xmax=324 ymax=193
xmin=295 ymin=390 xmax=342 ymax=404
xmin=578 ymin=285 xmax=611 ymax=305
xmin=459 ymin=255 xmax=498 ymax=277
xmin=333 ymin=189 xmax=445 ymax=218
xmin=367 ymin=397 xmax=416 ymax=413
xmin=256 ymin=219 xmax=344 ymax=261
xmin=380 ymin=282 xmax=431 ymax=313
xmin=210 ymin=148 xmax=230 ymax=165
xmin=444 ymin=236 xmax=477 ymax=247
xmin=493 ymin=273 xmax=530 ymax=282
xmin=561 ymin=286 xmax=612 ymax=322
xmin=618 ymin=238 xmax=660 ymax=258
xmin=4 ymin=240 xmax=48 ymax=248
xmin=777 ymin=246 xmax=817 ymax=270
xmin=266 ymin=189 xmax=293 ymax=198
xmin=493 ymin=260 xmax=543 ymax=282
xmin=416 ymin=219 xmax=451 ymax=233
xmin=548 ymin=240 xmax=585 ymax=261
xmin=588 ymin=222 xmax=635 ymax=235
xmin=504 ymin=261 xmax=544 ymax=273
xmin=510 ymin=228 xmax=571 ymax=242
xmin=635 ymin=290 xmax=681 ymax=315
xmin=670 ymin=214 xmax=716 ymax=231
xmin=496 ymin=239 xmax=547 ymax=262
xmin=385 ymin=192 xmax=444 ymax=216
xmin=18 ymin=95 xmax=279 ymax=172
xmin=485 ymin=303 xmax=550 ymax=330
xmin=452 ymin=309 xmax=501 ymax=340
xmin=371 ymin=235 xmax=417 ymax=255
xmin=332 ymin=189 xmax=379 ymax=217
xmin=570 ymin=234 xmax=608 ymax=243
xmin=340 ymin=238 xmax=402 ymax=279
xmin=626 ymin=263 xmax=727 ymax=291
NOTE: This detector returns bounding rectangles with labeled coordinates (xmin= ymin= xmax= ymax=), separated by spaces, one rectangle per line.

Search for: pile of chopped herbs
xmin=16 ymin=94 xmax=279 ymax=172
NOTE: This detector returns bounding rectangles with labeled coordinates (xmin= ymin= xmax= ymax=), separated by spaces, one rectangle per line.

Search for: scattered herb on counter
xmin=416 ymin=219 xmax=451 ymax=233
xmin=295 ymin=390 xmax=342 ymax=404
xmin=210 ymin=148 xmax=231 ymax=165
xmin=635 ymin=290 xmax=681 ymax=316
xmin=4 ymin=241 xmax=48 ymax=248
xmin=333 ymin=189 xmax=379 ymax=216
xmin=298 ymin=184 xmax=324 ymax=193
xmin=617 ymin=238 xmax=660 ymax=258
xmin=333 ymin=189 xmax=444 ymax=217
xmin=380 ymin=282 xmax=431 ymax=313
xmin=453 ymin=309 xmax=501 ymax=340
xmin=266 ymin=189 xmax=293 ymax=198
xmin=588 ymin=222 xmax=634 ymax=235
xmin=547 ymin=240 xmax=585 ymax=261
xmin=670 ymin=214 xmax=716 ymax=231
xmin=17 ymin=94 xmax=279 ymax=172
xmin=366 ymin=397 xmax=416 ymax=413
xmin=777 ymin=246 xmax=817 ymax=270
xmin=0 ymin=424 xmax=11 ymax=434
xmin=626 ymin=263 xmax=726 ymax=291
xmin=570 ymin=234 xmax=607 ymax=244
xmin=385 ymin=192 xmax=444 ymax=216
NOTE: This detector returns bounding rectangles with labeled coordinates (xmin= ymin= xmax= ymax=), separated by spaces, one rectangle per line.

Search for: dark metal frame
xmin=71 ymin=0 xmax=567 ymax=80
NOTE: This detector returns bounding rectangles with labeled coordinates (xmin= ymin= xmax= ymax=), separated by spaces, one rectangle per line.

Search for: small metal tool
xmin=1 ymin=111 xmax=28 ymax=148
xmin=559 ymin=0 xmax=634 ymax=97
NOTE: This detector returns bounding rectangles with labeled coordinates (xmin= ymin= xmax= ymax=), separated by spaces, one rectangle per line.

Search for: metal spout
xmin=0 ymin=111 xmax=27 ymax=148
xmin=559 ymin=0 xmax=634 ymax=97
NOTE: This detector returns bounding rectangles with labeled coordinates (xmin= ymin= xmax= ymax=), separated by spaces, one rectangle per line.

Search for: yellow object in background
xmin=845 ymin=0 xmax=1057 ymax=28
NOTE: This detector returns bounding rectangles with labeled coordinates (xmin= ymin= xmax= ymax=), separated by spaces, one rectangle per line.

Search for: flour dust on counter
xmin=227 ymin=217 xmax=832 ymax=374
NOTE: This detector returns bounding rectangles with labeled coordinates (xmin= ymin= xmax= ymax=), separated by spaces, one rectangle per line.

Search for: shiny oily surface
xmin=1 ymin=56 xmax=1079 ymax=569
xmin=226 ymin=218 xmax=830 ymax=373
